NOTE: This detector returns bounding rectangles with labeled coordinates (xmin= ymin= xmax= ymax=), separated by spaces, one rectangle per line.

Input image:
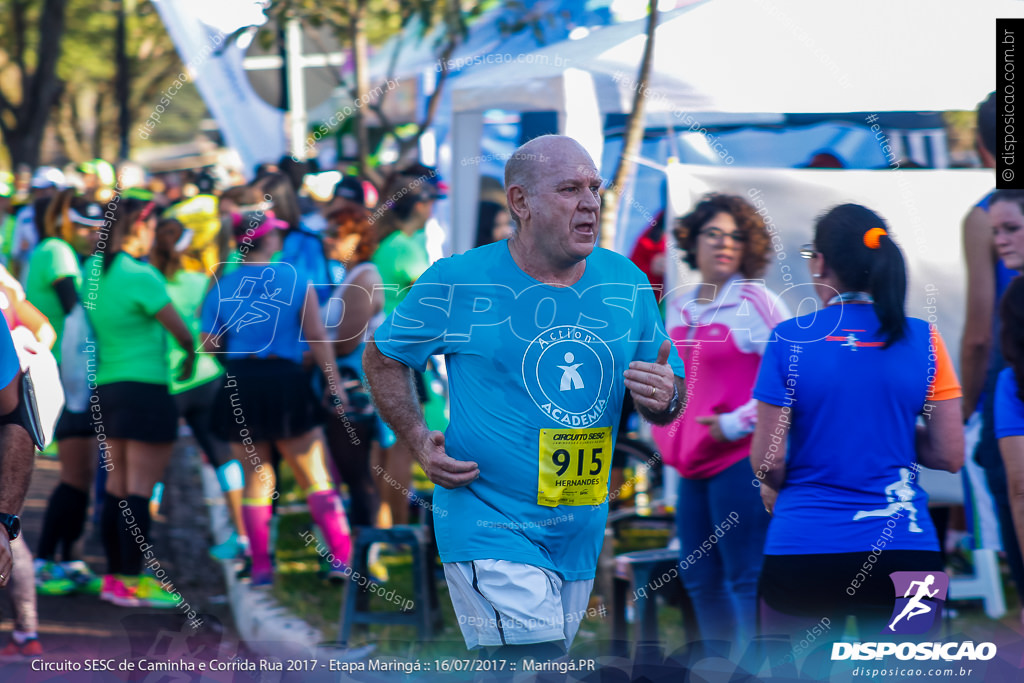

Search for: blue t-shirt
xmin=280 ymin=226 xmax=332 ymax=307
xmin=995 ymin=367 xmax=1024 ymax=439
xmin=374 ymin=241 xmax=685 ymax=581
xmin=0 ymin=324 xmax=18 ymax=389
xmin=753 ymin=305 xmax=958 ymax=555
xmin=200 ymin=262 xmax=306 ymax=363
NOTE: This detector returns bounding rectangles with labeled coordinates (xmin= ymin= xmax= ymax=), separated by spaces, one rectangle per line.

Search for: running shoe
xmin=235 ymin=556 xmax=252 ymax=581
xmin=249 ymin=571 xmax=274 ymax=588
xmin=33 ymin=560 xmax=75 ymax=596
xmin=103 ymin=576 xmax=142 ymax=607
xmin=99 ymin=574 xmax=116 ymax=602
xmin=209 ymin=531 xmax=242 ymax=561
xmin=136 ymin=576 xmax=181 ymax=609
xmin=325 ymin=563 xmax=350 ymax=584
xmin=367 ymin=543 xmax=389 ymax=583
xmin=367 ymin=559 xmax=389 ymax=584
xmin=62 ymin=560 xmax=103 ymax=595
xmin=0 ymin=637 xmax=43 ymax=660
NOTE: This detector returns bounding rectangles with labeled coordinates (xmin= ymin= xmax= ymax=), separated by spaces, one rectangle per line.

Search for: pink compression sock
xmin=241 ymin=500 xmax=273 ymax=579
xmin=306 ymin=489 xmax=352 ymax=565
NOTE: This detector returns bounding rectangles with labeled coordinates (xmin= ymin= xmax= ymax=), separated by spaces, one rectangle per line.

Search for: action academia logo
xmin=521 ymin=325 xmax=614 ymax=428
xmin=884 ymin=571 xmax=949 ymax=635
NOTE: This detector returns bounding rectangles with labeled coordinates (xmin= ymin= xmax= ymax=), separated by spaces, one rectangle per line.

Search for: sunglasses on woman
xmin=799 ymin=243 xmax=819 ymax=259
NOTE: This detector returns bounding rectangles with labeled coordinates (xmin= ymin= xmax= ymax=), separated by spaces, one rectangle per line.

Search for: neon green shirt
xmin=373 ymin=229 xmax=429 ymax=315
xmin=166 ymin=270 xmax=223 ymax=394
xmin=83 ymin=253 xmax=173 ymax=386
xmin=1 ymin=215 xmax=16 ymax=265
xmin=25 ymin=237 xmax=82 ymax=364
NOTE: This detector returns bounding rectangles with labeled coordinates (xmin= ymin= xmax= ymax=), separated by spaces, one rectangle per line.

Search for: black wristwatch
xmin=0 ymin=514 xmax=20 ymax=541
xmin=664 ymin=385 xmax=680 ymax=414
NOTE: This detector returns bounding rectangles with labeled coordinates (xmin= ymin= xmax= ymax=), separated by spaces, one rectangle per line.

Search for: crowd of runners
xmin=0 ymin=91 xmax=1020 ymax=671
xmin=0 ymin=158 xmax=451 ymax=658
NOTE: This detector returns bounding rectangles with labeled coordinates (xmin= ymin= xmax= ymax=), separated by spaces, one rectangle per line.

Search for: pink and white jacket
xmin=652 ymin=276 xmax=791 ymax=479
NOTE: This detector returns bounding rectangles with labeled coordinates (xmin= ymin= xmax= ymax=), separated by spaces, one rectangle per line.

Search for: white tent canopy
xmin=453 ymin=0 xmax=1014 ymax=116
xmin=448 ymin=0 xmax=1021 ymax=254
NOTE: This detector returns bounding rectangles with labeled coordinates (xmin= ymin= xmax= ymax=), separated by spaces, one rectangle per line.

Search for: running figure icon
xmin=557 ymin=352 xmax=585 ymax=391
xmin=851 ymin=468 xmax=923 ymax=532
xmin=209 ymin=267 xmax=287 ymax=346
xmin=888 ymin=574 xmax=939 ymax=630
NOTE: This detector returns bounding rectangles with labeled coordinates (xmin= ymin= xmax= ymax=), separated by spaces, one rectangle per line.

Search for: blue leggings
xmin=676 ymin=457 xmax=770 ymax=646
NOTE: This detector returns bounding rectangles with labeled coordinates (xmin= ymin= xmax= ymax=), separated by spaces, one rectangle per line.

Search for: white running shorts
xmin=444 ymin=559 xmax=594 ymax=650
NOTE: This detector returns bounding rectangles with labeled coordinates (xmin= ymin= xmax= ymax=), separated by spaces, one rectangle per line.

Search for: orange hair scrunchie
xmin=863 ymin=227 xmax=887 ymax=249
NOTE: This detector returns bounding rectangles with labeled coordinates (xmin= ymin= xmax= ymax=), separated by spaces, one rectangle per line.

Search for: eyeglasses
xmin=799 ymin=243 xmax=819 ymax=259
xmin=699 ymin=227 xmax=748 ymax=243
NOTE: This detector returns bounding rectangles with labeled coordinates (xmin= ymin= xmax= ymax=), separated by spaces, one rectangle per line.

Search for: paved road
xmin=0 ymin=447 xmax=253 ymax=682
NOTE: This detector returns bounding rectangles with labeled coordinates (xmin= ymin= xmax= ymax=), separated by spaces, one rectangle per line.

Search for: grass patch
xmin=271 ymin=510 xmax=468 ymax=655
xmin=268 ymin=504 xmax=690 ymax=657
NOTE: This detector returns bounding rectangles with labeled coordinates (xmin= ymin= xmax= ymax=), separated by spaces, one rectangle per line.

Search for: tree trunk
xmin=55 ymin=95 xmax=87 ymax=164
xmin=0 ymin=0 xmax=70 ymax=169
xmin=349 ymin=0 xmax=384 ymax=192
xmin=599 ymin=1 xmax=658 ymax=250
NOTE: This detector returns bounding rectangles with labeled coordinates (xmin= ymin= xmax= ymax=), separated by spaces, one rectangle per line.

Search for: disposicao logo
xmin=831 ymin=571 xmax=996 ymax=663
xmin=831 ymin=641 xmax=996 ymax=662
xmin=885 ymin=570 xmax=948 ymax=635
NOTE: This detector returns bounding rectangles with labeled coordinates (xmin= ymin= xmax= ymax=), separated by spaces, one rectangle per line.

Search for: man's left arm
xmin=624 ymin=339 xmax=686 ymax=426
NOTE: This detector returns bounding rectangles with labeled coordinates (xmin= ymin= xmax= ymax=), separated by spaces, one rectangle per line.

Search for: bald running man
xmin=364 ymin=135 xmax=686 ymax=662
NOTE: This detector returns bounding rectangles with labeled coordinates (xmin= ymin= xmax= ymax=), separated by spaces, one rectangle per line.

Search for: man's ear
xmin=507 ymin=185 xmax=529 ymax=227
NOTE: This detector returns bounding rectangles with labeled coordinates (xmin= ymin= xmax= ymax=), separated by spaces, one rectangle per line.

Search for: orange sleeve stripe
xmin=928 ymin=326 xmax=962 ymax=401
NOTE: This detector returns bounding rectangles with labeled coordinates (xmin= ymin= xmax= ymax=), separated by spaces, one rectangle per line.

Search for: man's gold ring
xmin=650 ymin=385 xmax=656 ymax=397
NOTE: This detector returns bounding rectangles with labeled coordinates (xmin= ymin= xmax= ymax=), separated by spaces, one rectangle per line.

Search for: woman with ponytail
xmin=750 ymin=203 xmax=964 ymax=640
xmin=83 ymin=197 xmax=197 ymax=608
xmin=200 ymin=209 xmax=351 ymax=588
xmin=150 ymin=218 xmax=247 ymax=561
xmin=27 ymin=193 xmax=106 ymax=595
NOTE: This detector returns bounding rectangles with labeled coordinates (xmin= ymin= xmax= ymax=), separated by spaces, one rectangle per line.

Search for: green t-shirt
xmin=373 ymin=229 xmax=429 ymax=315
xmin=83 ymin=252 xmax=173 ymax=386
xmin=166 ymin=270 xmax=223 ymax=394
xmin=25 ymin=237 xmax=82 ymax=364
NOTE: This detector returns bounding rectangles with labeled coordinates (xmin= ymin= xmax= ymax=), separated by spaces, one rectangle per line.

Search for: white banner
xmin=663 ymin=165 xmax=994 ymax=371
xmin=151 ymin=0 xmax=287 ymax=175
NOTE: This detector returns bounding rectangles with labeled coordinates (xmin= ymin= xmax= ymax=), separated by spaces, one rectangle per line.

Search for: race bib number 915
xmin=537 ymin=427 xmax=612 ymax=507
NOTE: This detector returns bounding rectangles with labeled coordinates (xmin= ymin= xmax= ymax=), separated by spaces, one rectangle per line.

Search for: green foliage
xmin=0 ymin=0 xmax=547 ymax=167
xmin=58 ymin=1 xmax=118 ymax=83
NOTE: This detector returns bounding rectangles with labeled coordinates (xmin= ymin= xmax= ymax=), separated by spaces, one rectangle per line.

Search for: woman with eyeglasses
xmin=751 ymin=203 xmax=963 ymax=641
xmin=650 ymin=193 xmax=790 ymax=646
